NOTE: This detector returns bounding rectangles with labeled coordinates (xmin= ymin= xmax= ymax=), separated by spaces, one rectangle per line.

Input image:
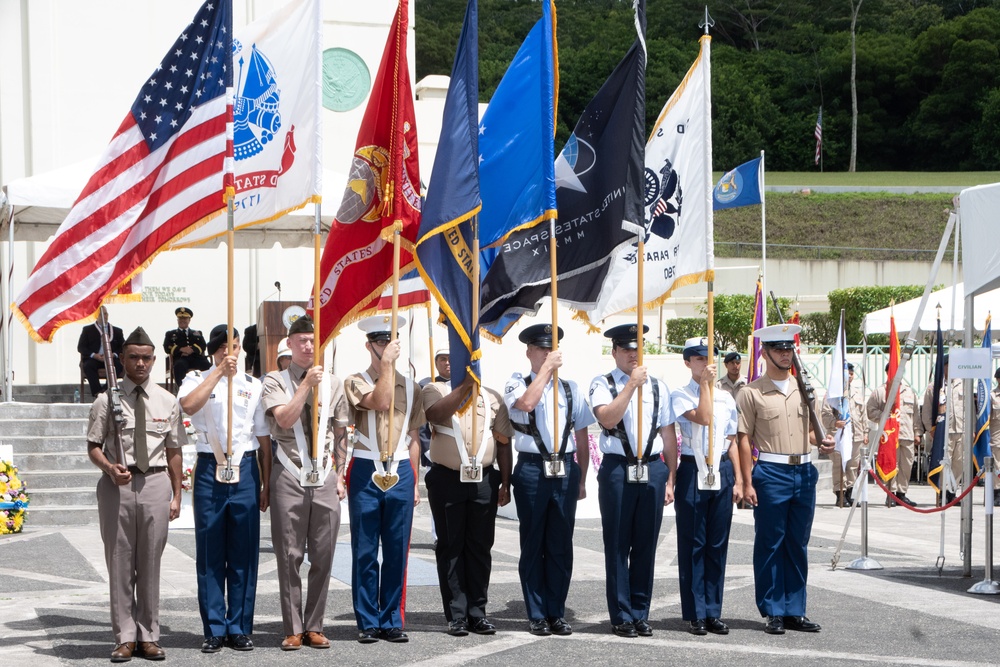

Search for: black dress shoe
xmin=896 ymin=493 xmax=918 ymax=507
xmin=994 ymin=494 xmax=1000 ymax=507
xmin=201 ymin=636 xmax=224 ymax=653
xmin=764 ymin=616 xmax=785 ymax=635
xmin=381 ymin=628 xmax=409 ymax=643
xmin=228 ymin=634 xmax=253 ymax=651
xmin=547 ymin=617 xmax=572 ymax=636
xmin=783 ymin=616 xmax=821 ymax=632
xmin=528 ymin=619 xmax=551 ymax=636
xmin=448 ymin=619 xmax=469 ymax=637
xmin=885 ymin=496 xmax=897 ymax=507
xmin=688 ymin=619 xmax=708 ymax=636
xmin=945 ymin=491 xmax=956 ymax=504
xmin=705 ymin=617 xmax=729 ymax=635
xmin=469 ymin=617 xmax=497 ymax=635
xmin=358 ymin=628 xmax=380 ymax=644
xmin=612 ymin=622 xmax=637 ymax=638
xmin=844 ymin=490 xmax=854 ymax=505
xmin=633 ymin=619 xmax=653 ymax=637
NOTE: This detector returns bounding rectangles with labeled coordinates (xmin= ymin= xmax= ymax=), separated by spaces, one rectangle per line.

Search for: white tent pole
xmin=5 ymin=214 xmax=13 ymax=402
xmin=962 ymin=293 xmax=974 ymax=576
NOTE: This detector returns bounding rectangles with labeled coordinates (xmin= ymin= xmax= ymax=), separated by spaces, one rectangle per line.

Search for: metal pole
xmin=968 ymin=456 xmax=1000 ymax=594
xmin=759 ymin=149 xmax=766 ymax=325
xmin=848 ymin=446 xmax=883 ymax=570
xmin=962 ymin=292 xmax=974 ymax=576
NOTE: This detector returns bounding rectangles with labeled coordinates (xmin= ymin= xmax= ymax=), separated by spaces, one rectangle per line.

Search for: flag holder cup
xmin=847 ymin=446 xmax=884 ymax=571
xmin=968 ymin=456 xmax=1000 ymax=595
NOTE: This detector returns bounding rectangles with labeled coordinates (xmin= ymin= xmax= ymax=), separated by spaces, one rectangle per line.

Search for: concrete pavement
xmin=1 ymin=479 xmax=998 ymax=666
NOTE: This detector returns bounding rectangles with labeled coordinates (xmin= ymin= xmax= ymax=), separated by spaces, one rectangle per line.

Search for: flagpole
xmin=311 ymin=207 xmax=322 ymax=477
xmin=426 ymin=302 xmax=436 ymax=381
xmin=701 ymin=8 xmax=715 ymax=486
xmin=636 ymin=240 xmax=645 ymax=461
xmin=387 ymin=228 xmax=402 ymax=464
xmin=549 ymin=219 xmax=561 ymax=456
xmin=759 ymin=149 xmax=766 ymax=324
xmin=471 ymin=215 xmax=481 ymax=460
xmin=226 ymin=197 xmax=235 ymax=469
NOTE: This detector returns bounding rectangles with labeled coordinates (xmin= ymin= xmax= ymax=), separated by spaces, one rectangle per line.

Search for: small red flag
xmin=876 ymin=314 xmax=900 ymax=482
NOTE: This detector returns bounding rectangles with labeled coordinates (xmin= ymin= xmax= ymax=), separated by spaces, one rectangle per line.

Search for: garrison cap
xmin=683 ymin=336 xmax=719 ymax=360
xmin=724 ymin=351 xmax=741 ymax=364
xmin=124 ymin=327 xmax=155 ymax=348
xmin=287 ymin=315 xmax=314 ymax=336
xmin=604 ymin=323 xmax=648 ymax=350
xmin=518 ymin=323 xmax=563 ymax=349
xmin=175 ymin=307 xmax=193 ymax=318
xmin=207 ymin=324 xmax=238 ymax=355
xmin=753 ymin=323 xmax=800 ymax=350
xmin=358 ymin=313 xmax=406 ymax=342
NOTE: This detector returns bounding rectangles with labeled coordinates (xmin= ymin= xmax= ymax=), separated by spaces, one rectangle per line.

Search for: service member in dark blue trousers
xmin=737 ymin=324 xmax=835 ymax=635
xmin=505 ymin=324 xmax=595 ymax=637
xmin=589 ymin=324 xmax=677 ymax=639
xmin=671 ymin=337 xmax=742 ymax=636
xmin=179 ymin=326 xmax=271 ymax=653
xmin=345 ymin=315 xmax=426 ymax=644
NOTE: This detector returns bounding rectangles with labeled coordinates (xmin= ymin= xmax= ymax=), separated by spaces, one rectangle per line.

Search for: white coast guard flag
xmin=826 ymin=310 xmax=853 ymax=471
xmin=173 ymin=0 xmax=322 ymax=248
xmin=585 ymin=35 xmax=713 ymax=321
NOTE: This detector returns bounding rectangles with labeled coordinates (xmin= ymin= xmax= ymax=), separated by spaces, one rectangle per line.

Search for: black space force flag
xmin=479 ymin=0 xmax=647 ymax=336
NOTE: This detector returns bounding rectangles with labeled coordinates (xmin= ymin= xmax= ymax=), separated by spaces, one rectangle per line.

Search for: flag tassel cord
xmin=831 ymin=210 xmax=958 ymax=569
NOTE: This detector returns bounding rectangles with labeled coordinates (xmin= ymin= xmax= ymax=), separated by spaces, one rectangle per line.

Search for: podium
xmin=255 ymin=300 xmax=308 ymax=374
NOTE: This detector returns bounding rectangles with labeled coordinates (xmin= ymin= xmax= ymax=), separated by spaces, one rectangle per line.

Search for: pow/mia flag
xmin=478 ymin=0 xmax=647 ymax=337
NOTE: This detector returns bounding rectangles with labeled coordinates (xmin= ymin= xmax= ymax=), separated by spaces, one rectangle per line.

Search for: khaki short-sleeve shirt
xmin=737 ymin=376 xmax=810 ymax=455
xmin=345 ymin=366 xmax=426 ymax=456
xmin=261 ymin=362 xmax=349 ymax=467
xmin=87 ymin=377 xmax=184 ymax=467
xmin=422 ymin=382 xmax=513 ymax=469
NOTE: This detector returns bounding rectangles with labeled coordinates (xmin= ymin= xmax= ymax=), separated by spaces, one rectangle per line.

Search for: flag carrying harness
xmin=510 ymin=373 xmax=574 ymax=456
xmin=601 ymin=372 xmax=660 ymax=464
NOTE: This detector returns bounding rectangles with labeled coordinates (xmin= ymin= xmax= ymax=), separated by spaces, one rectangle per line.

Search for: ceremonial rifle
xmin=97 ymin=307 xmax=127 ymax=467
xmin=768 ymin=291 xmax=826 ymax=442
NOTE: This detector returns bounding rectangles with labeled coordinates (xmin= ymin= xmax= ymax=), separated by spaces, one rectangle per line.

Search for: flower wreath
xmin=0 ymin=460 xmax=30 ymax=535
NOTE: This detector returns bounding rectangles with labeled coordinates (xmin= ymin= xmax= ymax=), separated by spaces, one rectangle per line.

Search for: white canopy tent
xmin=960 ymin=183 xmax=1000 ymax=299
xmin=861 ymin=282 xmax=1000 ymax=336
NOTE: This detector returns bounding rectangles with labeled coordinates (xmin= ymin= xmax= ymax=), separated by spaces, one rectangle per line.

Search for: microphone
xmin=275 ymin=281 xmax=281 ymax=300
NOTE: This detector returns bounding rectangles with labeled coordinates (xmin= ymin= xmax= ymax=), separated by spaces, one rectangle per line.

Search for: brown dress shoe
xmin=304 ymin=631 xmax=330 ymax=648
xmin=280 ymin=634 xmax=303 ymax=651
xmin=110 ymin=642 xmax=135 ymax=663
xmin=138 ymin=641 xmax=165 ymax=660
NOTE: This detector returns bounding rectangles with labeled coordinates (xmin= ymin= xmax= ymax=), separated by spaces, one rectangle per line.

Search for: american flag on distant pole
xmin=13 ymin=0 xmax=232 ymax=343
xmin=814 ymin=106 xmax=823 ymax=166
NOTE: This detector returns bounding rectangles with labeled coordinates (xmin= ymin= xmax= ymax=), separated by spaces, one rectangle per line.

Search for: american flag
xmin=13 ymin=0 xmax=232 ymax=343
xmin=814 ymin=106 xmax=823 ymax=165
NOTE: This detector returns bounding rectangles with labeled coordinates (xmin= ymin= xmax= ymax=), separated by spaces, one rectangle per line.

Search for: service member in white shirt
xmin=179 ymin=325 xmax=271 ymax=653
xmin=589 ymin=323 xmax=677 ymax=639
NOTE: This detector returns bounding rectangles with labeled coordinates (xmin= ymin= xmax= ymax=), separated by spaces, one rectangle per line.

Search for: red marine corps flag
xmin=314 ymin=0 xmax=421 ymax=345
xmin=876 ymin=314 xmax=901 ymax=482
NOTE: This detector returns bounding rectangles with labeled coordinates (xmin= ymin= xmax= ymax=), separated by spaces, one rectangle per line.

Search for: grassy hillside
xmin=715 ymin=192 xmax=959 ymax=261
xmin=750 ymin=172 xmax=1000 ymax=187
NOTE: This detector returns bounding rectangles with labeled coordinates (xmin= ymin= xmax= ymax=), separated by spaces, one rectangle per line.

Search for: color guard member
xmin=345 ymin=314 xmax=425 ymax=644
xmin=716 ymin=351 xmax=745 ymax=400
xmin=737 ymin=324 xmax=834 ymax=635
xmin=672 ymin=337 xmax=741 ymax=635
xmin=505 ymin=323 xmax=595 ymax=637
xmin=86 ymin=327 xmax=184 ymax=662
xmin=867 ymin=362 xmax=920 ymax=507
xmin=261 ymin=316 xmax=348 ymax=650
xmin=178 ymin=325 xmax=271 ymax=652
xmin=589 ymin=324 xmax=676 ymax=638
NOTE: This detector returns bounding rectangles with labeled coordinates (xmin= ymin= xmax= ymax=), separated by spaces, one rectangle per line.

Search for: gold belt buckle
xmin=787 ymin=454 xmax=801 ymax=465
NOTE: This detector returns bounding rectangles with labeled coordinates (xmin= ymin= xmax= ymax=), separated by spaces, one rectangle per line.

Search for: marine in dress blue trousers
xmin=505 ymin=324 xmax=595 ymax=635
xmin=588 ymin=323 xmax=677 ymax=635
xmin=344 ymin=315 xmax=425 ymax=642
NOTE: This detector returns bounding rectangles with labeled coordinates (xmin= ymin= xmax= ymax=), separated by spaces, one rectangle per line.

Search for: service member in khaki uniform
xmin=423 ymin=372 xmax=513 ymax=636
xmin=737 ymin=324 xmax=835 ymax=636
xmin=821 ymin=363 xmax=867 ymax=506
xmin=986 ymin=368 xmax=1000 ymax=506
xmin=86 ymin=327 xmax=185 ymax=663
xmin=345 ymin=314 xmax=426 ymax=644
xmin=716 ymin=351 xmax=746 ymax=400
xmin=920 ymin=355 xmax=965 ymax=490
xmin=867 ymin=362 xmax=920 ymax=507
xmin=260 ymin=316 xmax=349 ymax=651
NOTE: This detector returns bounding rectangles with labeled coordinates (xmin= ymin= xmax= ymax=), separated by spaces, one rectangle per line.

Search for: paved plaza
xmin=1 ymin=481 xmax=997 ymax=666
